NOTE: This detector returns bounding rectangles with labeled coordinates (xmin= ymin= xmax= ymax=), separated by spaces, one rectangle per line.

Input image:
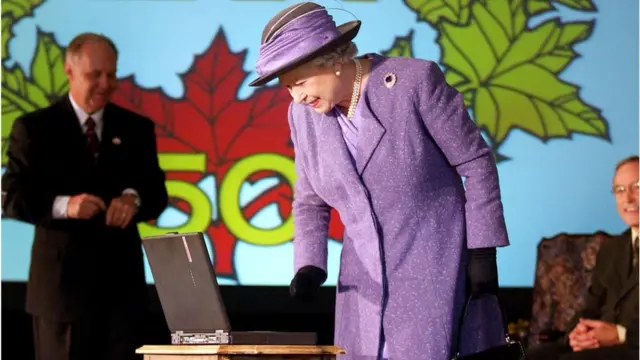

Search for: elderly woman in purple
xmin=249 ymin=2 xmax=511 ymax=360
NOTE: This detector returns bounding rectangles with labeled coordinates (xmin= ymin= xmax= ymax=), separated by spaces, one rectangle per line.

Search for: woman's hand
xmin=290 ymin=265 xmax=327 ymax=302
xmin=467 ymin=247 xmax=499 ymax=296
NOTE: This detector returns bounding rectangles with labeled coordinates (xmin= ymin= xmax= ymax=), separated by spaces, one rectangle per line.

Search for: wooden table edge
xmin=136 ymin=345 xmax=346 ymax=355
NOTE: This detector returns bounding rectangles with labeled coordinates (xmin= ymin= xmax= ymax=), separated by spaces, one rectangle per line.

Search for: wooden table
xmin=136 ymin=345 xmax=346 ymax=360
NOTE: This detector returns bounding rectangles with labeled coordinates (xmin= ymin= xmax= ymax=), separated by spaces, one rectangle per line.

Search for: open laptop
xmin=141 ymin=231 xmax=317 ymax=345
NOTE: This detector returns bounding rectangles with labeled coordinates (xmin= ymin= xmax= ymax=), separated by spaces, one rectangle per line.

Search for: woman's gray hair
xmin=312 ymin=41 xmax=358 ymax=67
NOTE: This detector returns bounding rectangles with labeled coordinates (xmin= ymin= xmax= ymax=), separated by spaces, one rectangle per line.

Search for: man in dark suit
xmin=2 ymin=33 xmax=168 ymax=360
xmin=527 ymin=155 xmax=639 ymax=360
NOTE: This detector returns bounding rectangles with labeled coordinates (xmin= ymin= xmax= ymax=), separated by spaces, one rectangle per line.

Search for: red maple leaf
xmin=111 ymin=28 xmax=344 ymax=280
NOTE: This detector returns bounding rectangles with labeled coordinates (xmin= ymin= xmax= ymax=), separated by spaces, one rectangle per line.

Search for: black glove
xmin=289 ymin=265 xmax=327 ymax=302
xmin=467 ymin=247 xmax=499 ymax=296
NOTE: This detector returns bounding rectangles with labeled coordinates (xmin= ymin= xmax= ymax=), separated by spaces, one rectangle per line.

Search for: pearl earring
xmin=335 ymin=70 xmax=341 ymax=76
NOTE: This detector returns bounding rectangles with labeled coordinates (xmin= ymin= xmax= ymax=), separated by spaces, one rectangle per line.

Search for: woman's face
xmin=279 ymin=60 xmax=347 ymax=114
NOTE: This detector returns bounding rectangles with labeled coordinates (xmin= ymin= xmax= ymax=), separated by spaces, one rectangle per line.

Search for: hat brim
xmin=249 ymin=20 xmax=361 ymax=87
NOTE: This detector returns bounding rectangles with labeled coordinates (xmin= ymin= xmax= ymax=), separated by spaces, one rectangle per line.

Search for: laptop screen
xmin=142 ymin=232 xmax=231 ymax=333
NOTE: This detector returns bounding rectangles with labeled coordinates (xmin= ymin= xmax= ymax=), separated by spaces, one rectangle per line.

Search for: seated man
xmin=527 ymin=155 xmax=639 ymax=360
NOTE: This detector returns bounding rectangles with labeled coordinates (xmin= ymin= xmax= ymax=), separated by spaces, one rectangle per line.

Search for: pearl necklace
xmin=347 ymin=58 xmax=362 ymax=120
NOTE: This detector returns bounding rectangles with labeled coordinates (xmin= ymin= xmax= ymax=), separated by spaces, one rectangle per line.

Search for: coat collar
xmin=308 ymin=54 xmax=397 ymax=175
xmin=352 ymin=54 xmax=387 ymax=175
xmin=68 ymin=93 xmax=105 ymax=138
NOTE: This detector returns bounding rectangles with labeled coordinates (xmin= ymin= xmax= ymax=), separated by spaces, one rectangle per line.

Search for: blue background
xmin=2 ymin=0 xmax=638 ymax=287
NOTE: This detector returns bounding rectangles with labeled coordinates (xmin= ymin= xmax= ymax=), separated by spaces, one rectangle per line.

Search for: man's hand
xmin=569 ymin=321 xmax=599 ymax=352
xmin=580 ymin=319 xmax=622 ymax=347
xmin=106 ymin=194 xmax=139 ymax=228
xmin=67 ymin=193 xmax=106 ymax=219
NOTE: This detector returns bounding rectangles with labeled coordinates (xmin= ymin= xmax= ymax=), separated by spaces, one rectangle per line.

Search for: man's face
xmin=64 ymin=41 xmax=117 ymax=113
xmin=613 ymin=160 xmax=639 ymax=229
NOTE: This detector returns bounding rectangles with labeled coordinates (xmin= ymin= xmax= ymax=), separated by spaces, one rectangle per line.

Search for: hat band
xmin=255 ymin=8 xmax=340 ymax=77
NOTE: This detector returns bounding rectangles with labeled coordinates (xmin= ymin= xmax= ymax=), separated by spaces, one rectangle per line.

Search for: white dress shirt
xmin=51 ymin=94 xmax=138 ymax=218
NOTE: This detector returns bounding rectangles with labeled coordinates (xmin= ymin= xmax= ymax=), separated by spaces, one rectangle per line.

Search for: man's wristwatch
xmin=123 ymin=193 xmax=141 ymax=207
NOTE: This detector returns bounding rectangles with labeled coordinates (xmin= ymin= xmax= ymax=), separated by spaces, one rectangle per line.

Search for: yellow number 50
xmin=137 ymin=153 xmax=212 ymax=237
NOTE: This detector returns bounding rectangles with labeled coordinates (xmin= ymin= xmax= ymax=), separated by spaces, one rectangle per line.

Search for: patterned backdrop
xmin=1 ymin=0 xmax=638 ymax=286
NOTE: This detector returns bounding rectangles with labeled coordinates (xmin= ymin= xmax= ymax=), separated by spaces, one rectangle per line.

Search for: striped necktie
xmin=85 ymin=117 xmax=100 ymax=156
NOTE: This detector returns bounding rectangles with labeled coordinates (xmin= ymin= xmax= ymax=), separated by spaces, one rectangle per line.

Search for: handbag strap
xmin=450 ymin=293 xmax=514 ymax=359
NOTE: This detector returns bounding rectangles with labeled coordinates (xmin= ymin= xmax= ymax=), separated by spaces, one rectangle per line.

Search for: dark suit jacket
xmin=566 ymin=229 xmax=638 ymax=335
xmin=624 ymin=312 xmax=639 ymax=350
xmin=2 ymin=95 xmax=168 ymax=322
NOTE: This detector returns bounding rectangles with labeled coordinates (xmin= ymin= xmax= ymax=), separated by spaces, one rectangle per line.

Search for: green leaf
xmin=1 ymin=65 xmax=49 ymax=163
xmin=475 ymin=65 xmax=606 ymax=143
xmin=437 ymin=1 xmax=607 ymax=147
xmin=478 ymin=0 xmax=528 ymax=40
xmin=444 ymin=68 xmax=467 ymax=87
xmin=1 ymin=0 xmax=45 ymax=60
xmin=404 ymin=0 xmax=472 ymax=26
xmin=2 ymin=15 xmax=12 ymax=60
xmin=382 ymin=30 xmax=414 ymax=58
xmin=527 ymin=0 xmax=555 ymax=15
xmin=436 ymin=1 xmax=528 ymax=88
xmin=494 ymin=19 xmax=593 ymax=75
xmin=2 ymin=0 xmax=44 ymax=18
xmin=1 ymin=30 xmax=68 ymax=164
xmin=527 ymin=0 xmax=596 ymax=16
xmin=31 ymin=30 xmax=69 ymax=98
xmin=551 ymin=0 xmax=596 ymax=11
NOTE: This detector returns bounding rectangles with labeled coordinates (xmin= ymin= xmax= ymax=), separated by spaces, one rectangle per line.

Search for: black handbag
xmin=450 ymin=295 xmax=527 ymax=360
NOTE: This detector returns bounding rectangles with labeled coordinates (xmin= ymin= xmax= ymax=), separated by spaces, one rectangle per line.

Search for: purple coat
xmin=288 ymin=54 xmax=510 ymax=360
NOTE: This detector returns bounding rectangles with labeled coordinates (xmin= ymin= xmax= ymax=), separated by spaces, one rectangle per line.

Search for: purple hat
xmin=249 ymin=2 xmax=361 ymax=87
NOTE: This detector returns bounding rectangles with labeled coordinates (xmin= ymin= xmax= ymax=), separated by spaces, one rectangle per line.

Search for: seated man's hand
xmin=106 ymin=194 xmax=138 ymax=228
xmin=569 ymin=321 xmax=599 ymax=352
xmin=580 ymin=319 xmax=622 ymax=347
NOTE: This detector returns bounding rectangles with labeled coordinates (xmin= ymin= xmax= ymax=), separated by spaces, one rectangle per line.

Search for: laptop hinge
xmin=171 ymin=330 xmax=232 ymax=345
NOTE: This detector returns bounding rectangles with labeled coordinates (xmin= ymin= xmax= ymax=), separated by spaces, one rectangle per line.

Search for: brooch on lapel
xmin=112 ymin=137 xmax=122 ymax=145
xmin=384 ymin=73 xmax=397 ymax=89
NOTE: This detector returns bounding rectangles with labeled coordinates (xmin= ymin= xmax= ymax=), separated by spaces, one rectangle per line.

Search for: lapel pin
xmin=112 ymin=137 xmax=122 ymax=145
xmin=384 ymin=73 xmax=397 ymax=89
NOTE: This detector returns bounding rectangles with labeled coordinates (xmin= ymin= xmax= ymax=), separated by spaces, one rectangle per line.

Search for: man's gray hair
xmin=312 ymin=41 xmax=358 ymax=67
xmin=64 ymin=32 xmax=118 ymax=63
